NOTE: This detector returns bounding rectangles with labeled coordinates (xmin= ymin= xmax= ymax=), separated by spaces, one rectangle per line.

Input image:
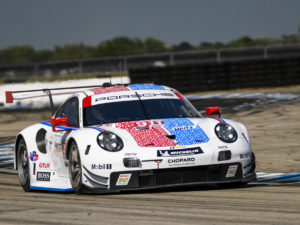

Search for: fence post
xmin=123 ymin=57 xmax=128 ymax=71
xmin=264 ymin=46 xmax=268 ymax=59
xmin=34 ymin=63 xmax=39 ymax=81
xmin=169 ymin=53 xmax=174 ymax=66
xmin=78 ymin=60 xmax=83 ymax=77
xmin=217 ymin=50 xmax=221 ymax=63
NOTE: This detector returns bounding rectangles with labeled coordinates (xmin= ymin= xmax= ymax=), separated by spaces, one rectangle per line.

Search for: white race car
xmin=6 ymin=83 xmax=256 ymax=194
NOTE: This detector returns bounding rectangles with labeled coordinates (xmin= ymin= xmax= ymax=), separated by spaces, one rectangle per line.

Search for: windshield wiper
xmin=135 ymin=92 xmax=150 ymax=120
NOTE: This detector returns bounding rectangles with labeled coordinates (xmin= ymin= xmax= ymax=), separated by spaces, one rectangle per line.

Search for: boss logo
xmin=37 ymin=172 xmax=51 ymax=181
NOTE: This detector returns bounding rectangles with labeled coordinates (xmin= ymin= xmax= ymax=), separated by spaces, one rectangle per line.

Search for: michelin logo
xmin=157 ymin=147 xmax=203 ymax=157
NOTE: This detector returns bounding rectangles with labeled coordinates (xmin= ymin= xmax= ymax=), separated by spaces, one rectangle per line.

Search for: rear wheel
xmin=17 ymin=139 xmax=30 ymax=192
xmin=68 ymin=142 xmax=85 ymax=194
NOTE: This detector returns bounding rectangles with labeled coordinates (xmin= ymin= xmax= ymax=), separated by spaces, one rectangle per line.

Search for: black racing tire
xmin=68 ymin=142 xmax=85 ymax=194
xmin=17 ymin=139 xmax=30 ymax=192
xmin=218 ymin=181 xmax=247 ymax=188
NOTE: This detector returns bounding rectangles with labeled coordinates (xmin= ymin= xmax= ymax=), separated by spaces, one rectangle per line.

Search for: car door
xmin=50 ymin=97 xmax=79 ymax=177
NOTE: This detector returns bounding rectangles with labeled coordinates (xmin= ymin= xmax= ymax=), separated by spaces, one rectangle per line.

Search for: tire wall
xmin=129 ymin=56 xmax=300 ymax=93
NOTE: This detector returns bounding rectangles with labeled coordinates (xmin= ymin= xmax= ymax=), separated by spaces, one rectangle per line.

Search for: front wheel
xmin=218 ymin=181 xmax=247 ymax=188
xmin=17 ymin=139 xmax=30 ymax=192
xmin=68 ymin=142 xmax=85 ymax=194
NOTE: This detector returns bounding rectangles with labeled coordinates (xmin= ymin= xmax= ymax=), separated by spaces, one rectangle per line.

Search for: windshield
xmin=83 ymin=99 xmax=200 ymax=126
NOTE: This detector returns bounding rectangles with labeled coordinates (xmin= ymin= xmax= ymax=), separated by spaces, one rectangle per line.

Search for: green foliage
xmin=0 ymin=34 xmax=300 ymax=65
xmin=0 ymin=45 xmax=35 ymax=64
xmin=52 ymin=43 xmax=96 ymax=61
xmin=94 ymin=36 xmax=146 ymax=57
xmin=173 ymin=41 xmax=195 ymax=52
xmin=144 ymin=37 xmax=167 ymax=53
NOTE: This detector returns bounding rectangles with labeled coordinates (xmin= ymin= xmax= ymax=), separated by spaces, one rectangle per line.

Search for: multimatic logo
xmin=95 ymin=92 xmax=174 ymax=102
xmin=37 ymin=172 xmax=51 ymax=181
xmin=157 ymin=147 xmax=203 ymax=157
xmin=91 ymin=164 xmax=112 ymax=170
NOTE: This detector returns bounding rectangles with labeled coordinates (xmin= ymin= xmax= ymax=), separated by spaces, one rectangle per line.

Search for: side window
xmin=55 ymin=97 xmax=79 ymax=127
xmin=56 ymin=103 xmax=66 ymax=118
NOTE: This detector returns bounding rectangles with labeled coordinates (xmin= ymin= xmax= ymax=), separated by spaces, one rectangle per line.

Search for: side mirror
xmin=50 ymin=117 xmax=69 ymax=132
xmin=206 ymin=107 xmax=221 ymax=118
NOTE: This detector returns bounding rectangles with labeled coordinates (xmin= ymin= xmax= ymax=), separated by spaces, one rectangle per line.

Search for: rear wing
xmin=5 ymin=84 xmax=109 ymax=114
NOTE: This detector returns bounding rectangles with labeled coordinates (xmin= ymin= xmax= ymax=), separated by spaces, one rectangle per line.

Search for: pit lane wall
xmin=129 ymin=56 xmax=300 ymax=93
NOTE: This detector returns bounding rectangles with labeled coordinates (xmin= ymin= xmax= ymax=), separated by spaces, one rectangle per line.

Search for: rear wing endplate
xmin=5 ymin=84 xmax=106 ymax=114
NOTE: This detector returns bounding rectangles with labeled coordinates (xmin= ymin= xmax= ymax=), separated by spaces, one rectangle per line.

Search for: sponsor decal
xmin=54 ymin=143 xmax=62 ymax=150
xmin=218 ymin=146 xmax=229 ymax=150
xmin=134 ymin=120 xmax=164 ymax=128
xmin=39 ymin=162 xmax=50 ymax=169
xmin=37 ymin=172 xmax=51 ymax=181
xmin=168 ymin=157 xmax=195 ymax=166
xmin=116 ymin=174 xmax=132 ymax=186
xmin=95 ymin=92 xmax=174 ymax=102
xmin=226 ymin=165 xmax=238 ymax=178
xmin=157 ymin=147 xmax=203 ymax=157
xmin=124 ymin=152 xmax=137 ymax=157
xmin=169 ymin=146 xmax=187 ymax=149
xmin=173 ymin=125 xmax=195 ymax=131
xmin=142 ymin=159 xmax=162 ymax=168
xmin=91 ymin=164 xmax=112 ymax=170
xmin=29 ymin=151 xmax=39 ymax=161
xmin=240 ymin=152 xmax=251 ymax=159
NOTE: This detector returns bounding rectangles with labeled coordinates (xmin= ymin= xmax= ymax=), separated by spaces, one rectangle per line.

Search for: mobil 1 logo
xmin=91 ymin=164 xmax=112 ymax=170
xmin=37 ymin=172 xmax=51 ymax=181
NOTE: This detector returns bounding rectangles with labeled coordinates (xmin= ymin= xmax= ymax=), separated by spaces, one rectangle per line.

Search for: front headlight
xmin=215 ymin=123 xmax=238 ymax=143
xmin=97 ymin=132 xmax=123 ymax=152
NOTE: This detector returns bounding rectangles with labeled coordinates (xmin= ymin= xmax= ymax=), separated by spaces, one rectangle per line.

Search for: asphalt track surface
xmin=0 ymin=169 xmax=299 ymax=225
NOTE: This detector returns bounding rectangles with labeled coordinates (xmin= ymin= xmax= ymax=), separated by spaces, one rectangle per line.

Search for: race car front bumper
xmin=106 ymin=162 xmax=256 ymax=192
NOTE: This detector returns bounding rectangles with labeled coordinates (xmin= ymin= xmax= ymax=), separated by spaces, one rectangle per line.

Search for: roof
xmin=85 ymin=84 xmax=169 ymax=96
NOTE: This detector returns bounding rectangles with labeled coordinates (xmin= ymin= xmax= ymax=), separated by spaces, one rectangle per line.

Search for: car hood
xmin=93 ymin=118 xmax=211 ymax=148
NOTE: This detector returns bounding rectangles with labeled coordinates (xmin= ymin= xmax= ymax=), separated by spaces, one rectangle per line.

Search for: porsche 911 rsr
xmin=6 ymin=84 xmax=256 ymax=194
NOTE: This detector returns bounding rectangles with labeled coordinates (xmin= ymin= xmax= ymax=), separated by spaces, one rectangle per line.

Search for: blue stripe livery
xmin=219 ymin=118 xmax=226 ymax=123
xmin=128 ymin=84 xmax=165 ymax=90
xmin=258 ymin=173 xmax=300 ymax=183
xmin=30 ymin=186 xmax=73 ymax=192
xmin=41 ymin=122 xmax=78 ymax=130
xmin=162 ymin=118 xmax=209 ymax=146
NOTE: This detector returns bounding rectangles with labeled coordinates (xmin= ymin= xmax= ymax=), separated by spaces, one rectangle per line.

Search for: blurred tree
xmin=198 ymin=41 xmax=225 ymax=50
xmin=227 ymin=36 xmax=255 ymax=48
xmin=31 ymin=50 xmax=53 ymax=62
xmin=52 ymin=43 xmax=96 ymax=60
xmin=173 ymin=41 xmax=195 ymax=52
xmin=94 ymin=36 xmax=146 ymax=57
xmin=281 ymin=34 xmax=300 ymax=44
xmin=144 ymin=37 xmax=167 ymax=53
xmin=0 ymin=45 xmax=34 ymax=64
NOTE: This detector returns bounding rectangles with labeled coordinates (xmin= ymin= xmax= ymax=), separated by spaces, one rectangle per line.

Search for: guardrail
xmin=1 ymin=45 xmax=300 ymax=83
